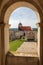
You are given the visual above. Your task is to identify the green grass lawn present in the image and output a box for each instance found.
[9,39,24,51]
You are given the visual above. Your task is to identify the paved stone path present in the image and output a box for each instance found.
[11,42,38,57]
[16,42,38,54]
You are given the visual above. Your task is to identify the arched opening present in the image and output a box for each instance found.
[4,1,40,55]
[9,7,38,56]
[3,2,41,64]
[4,2,40,24]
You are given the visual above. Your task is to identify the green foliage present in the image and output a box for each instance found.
[9,39,24,51]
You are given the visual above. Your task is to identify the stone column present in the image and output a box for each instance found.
[37,23,40,59]
[40,23,43,65]
[0,23,5,65]
[37,22,43,65]
[0,23,9,65]
[4,23,9,55]
[0,24,2,65]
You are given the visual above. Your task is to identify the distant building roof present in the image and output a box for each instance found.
[18,26,32,31]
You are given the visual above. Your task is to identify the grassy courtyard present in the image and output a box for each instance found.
[9,39,24,51]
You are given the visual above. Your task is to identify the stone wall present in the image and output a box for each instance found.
[6,52,39,65]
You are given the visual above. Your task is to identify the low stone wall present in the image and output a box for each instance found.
[6,52,39,65]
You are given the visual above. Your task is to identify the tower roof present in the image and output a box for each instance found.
[19,22,22,25]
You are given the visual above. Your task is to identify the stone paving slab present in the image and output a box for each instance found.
[11,42,38,57]
[16,42,38,54]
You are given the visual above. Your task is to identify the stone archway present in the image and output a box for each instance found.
[4,1,40,24]
[4,1,40,55]
[0,0,43,65]
[4,1,41,64]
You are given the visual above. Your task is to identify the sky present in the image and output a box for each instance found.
[9,7,38,28]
